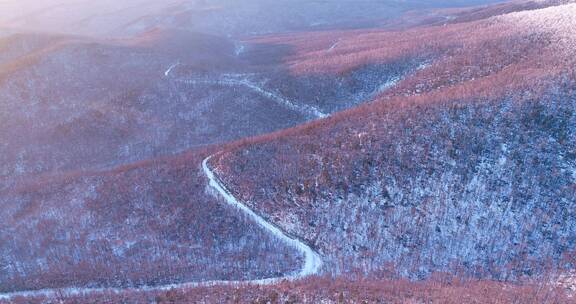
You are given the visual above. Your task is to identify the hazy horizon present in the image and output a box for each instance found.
[0,0,504,38]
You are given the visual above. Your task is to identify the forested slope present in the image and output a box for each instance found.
[212,2,576,279]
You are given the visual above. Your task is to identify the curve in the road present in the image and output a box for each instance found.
[202,154,323,278]
[0,154,322,301]
[164,61,327,119]
[177,77,328,119]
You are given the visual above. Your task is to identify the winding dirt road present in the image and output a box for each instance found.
[0,154,322,301]
[202,154,323,278]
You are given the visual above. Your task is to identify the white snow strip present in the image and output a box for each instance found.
[164,62,180,77]
[178,77,328,119]
[0,155,322,301]
[372,76,402,96]
[327,41,339,52]
[369,61,431,99]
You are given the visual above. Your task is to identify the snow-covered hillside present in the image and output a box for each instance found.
[0,0,575,303]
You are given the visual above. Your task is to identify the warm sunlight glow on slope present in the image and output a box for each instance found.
[501,3,576,56]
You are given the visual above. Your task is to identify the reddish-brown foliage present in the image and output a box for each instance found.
[6,276,572,303]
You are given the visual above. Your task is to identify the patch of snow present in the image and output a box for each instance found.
[310,21,327,27]
[416,62,431,71]
[373,76,401,95]
[327,41,339,52]
[277,211,301,232]
[164,62,180,77]
[112,240,138,257]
